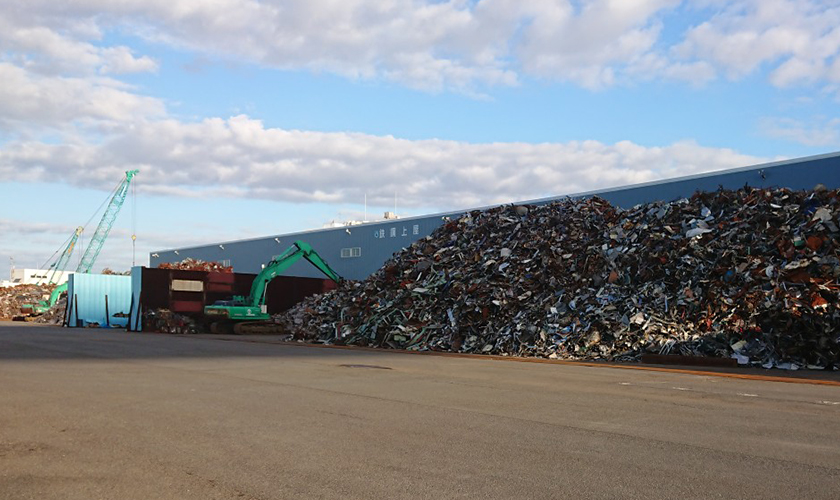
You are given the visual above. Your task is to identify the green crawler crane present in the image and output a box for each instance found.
[20,226,83,315]
[22,170,138,316]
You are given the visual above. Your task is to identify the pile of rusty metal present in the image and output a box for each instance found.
[101,268,131,275]
[157,258,232,273]
[33,296,67,325]
[281,186,840,370]
[0,285,53,320]
[142,308,200,334]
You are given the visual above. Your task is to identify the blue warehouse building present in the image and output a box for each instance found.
[150,151,840,281]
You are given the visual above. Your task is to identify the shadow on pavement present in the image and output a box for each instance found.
[3,322,840,385]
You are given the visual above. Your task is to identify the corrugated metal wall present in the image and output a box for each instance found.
[65,274,132,328]
[150,216,441,281]
[150,151,840,281]
[129,266,143,331]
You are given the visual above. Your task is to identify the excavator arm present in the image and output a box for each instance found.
[21,282,68,315]
[204,240,341,322]
[247,241,341,310]
[47,283,66,308]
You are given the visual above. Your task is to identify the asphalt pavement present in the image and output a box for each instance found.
[1,322,839,499]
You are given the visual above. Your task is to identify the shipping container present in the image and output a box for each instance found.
[64,274,132,328]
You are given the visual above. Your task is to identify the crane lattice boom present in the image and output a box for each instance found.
[46,226,83,284]
[76,169,138,274]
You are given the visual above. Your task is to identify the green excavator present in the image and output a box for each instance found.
[204,240,341,333]
[22,170,138,315]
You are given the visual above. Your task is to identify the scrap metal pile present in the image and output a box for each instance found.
[157,258,232,273]
[0,285,53,320]
[143,308,200,334]
[282,186,840,370]
[34,296,67,325]
[101,268,131,275]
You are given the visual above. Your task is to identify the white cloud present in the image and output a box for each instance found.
[0,0,687,93]
[0,14,157,76]
[675,0,840,87]
[4,0,811,273]
[0,218,73,237]
[0,216,238,271]
[5,0,840,92]
[515,0,680,88]
[0,115,767,210]
[98,46,159,74]
[0,63,165,132]
[0,1,800,217]
[759,116,840,146]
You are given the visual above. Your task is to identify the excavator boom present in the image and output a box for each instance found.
[204,240,341,322]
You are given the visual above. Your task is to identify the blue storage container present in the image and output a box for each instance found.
[64,274,132,328]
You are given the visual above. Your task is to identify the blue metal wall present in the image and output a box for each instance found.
[557,151,840,208]
[151,215,442,280]
[128,266,143,331]
[150,151,840,281]
[65,274,132,328]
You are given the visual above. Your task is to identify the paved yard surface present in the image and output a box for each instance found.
[1,322,839,499]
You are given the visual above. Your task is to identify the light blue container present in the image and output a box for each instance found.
[64,274,132,328]
[128,266,143,331]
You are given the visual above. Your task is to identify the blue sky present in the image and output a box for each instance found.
[2,0,840,274]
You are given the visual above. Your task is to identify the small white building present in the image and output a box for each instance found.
[1,268,74,287]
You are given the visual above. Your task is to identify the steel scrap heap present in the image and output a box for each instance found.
[143,308,199,334]
[157,258,232,273]
[0,285,53,320]
[281,186,840,370]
